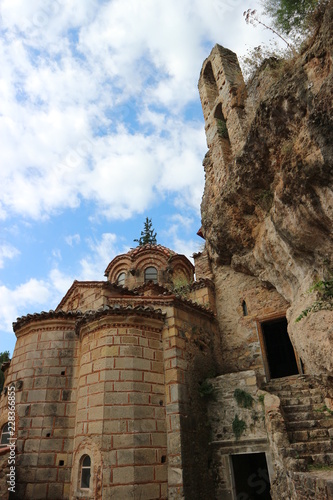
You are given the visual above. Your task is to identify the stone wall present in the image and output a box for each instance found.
[207,370,271,499]
[292,472,333,499]
[0,448,9,500]
[72,311,167,500]
[3,317,79,499]
[162,303,222,500]
[212,264,289,379]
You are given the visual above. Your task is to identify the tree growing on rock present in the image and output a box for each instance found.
[134,217,157,246]
[261,0,320,35]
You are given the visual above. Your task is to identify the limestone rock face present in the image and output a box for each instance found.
[200,3,333,374]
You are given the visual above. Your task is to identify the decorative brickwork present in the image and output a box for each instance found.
[0,245,221,499]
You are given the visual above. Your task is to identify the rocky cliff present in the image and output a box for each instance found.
[200,2,333,374]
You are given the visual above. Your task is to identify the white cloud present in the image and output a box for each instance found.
[0,243,20,268]
[0,279,51,332]
[0,232,119,332]
[65,234,81,246]
[79,232,119,280]
[49,268,74,295]
[0,0,269,222]
[161,213,202,261]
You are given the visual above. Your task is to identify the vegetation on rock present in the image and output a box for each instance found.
[242,0,328,79]
[262,0,321,35]
[233,388,254,409]
[232,415,247,440]
[296,275,333,322]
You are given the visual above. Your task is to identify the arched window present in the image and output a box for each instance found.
[144,266,158,283]
[117,272,126,286]
[0,423,10,447]
[80,455,91,489]
[203,61,218,107]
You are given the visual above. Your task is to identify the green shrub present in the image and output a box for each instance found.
[296,275,333,322]
[217,119,229,139]
[232,415,247,440]
[234,388,254,409]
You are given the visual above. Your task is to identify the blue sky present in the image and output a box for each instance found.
[0,0,275,356]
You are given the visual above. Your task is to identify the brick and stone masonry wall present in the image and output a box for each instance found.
[72,311,167,500]
[162,304,222,500]
[208,371,267,444]
[207,370,269,500]
[212,265,290,379]
[0,448,10,500]
[1,317,78,500]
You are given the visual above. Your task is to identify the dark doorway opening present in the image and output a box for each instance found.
[231,452,271,500]
[262,317,299,379]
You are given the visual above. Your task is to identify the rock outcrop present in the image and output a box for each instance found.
[199,2,333,375]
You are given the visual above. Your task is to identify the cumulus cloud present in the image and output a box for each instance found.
[0,0,268,222]
[65,234,81,246]
[0,279,51,332]
[79,232,120,280]
[0,243,20,268]
[0,232,120,332]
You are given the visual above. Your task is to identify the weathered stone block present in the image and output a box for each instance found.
[112,465,135,483]
[47,483,64,499]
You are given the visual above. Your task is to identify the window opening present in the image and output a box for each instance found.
[144,267,158,284]
[242,300,248,316]
[214,103,229,140]
[231,452,271,499]
[117,272,126,286]
[203,61,218,106]
[80,455,91,489]
[0,423,10,447]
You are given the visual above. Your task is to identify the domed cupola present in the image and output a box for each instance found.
[104,244,194,290]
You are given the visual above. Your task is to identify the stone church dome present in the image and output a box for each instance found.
[104,243,194,290]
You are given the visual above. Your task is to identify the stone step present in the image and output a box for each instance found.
[280,395,325,406]
[288,428,332,442]
[284,404,313,413]
[287,418,333,430]
[269,388,324,398]
[284,403,333,414]
[264,384,319,394]
[284,410,330,422]
[287,420,319,430]
[290,440,333,455]
[300,453,333,466]
[264,378,321,392]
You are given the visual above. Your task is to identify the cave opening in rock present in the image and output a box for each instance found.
[261,317,299,379]
[231,452,271,500]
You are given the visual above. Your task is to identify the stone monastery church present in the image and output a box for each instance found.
[1,29,333,500]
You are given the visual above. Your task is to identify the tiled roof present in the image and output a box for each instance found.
[56,280,105,310]
[13,309,82,332]
[13,304,166,334]
[75,304,165,334]
[56,280,139,310]
[127,244,176,258]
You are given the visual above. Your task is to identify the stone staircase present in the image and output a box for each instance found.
[263,374,333,472]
